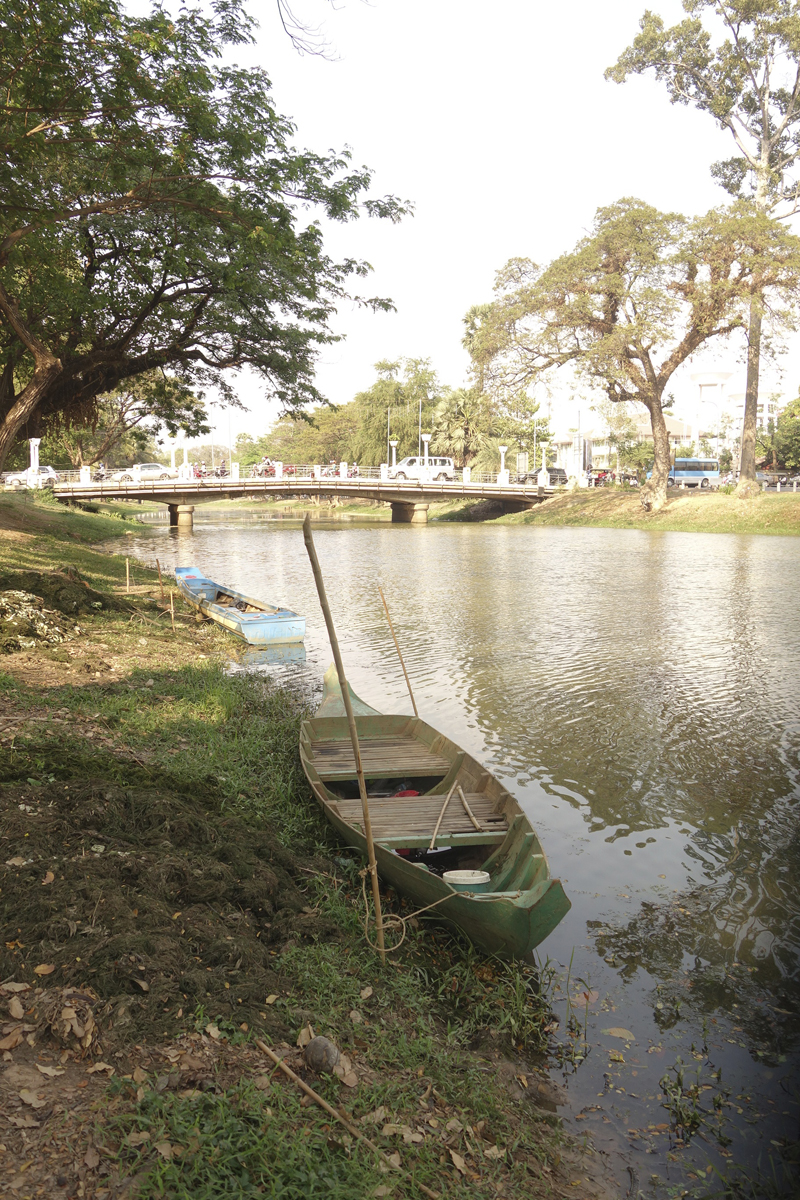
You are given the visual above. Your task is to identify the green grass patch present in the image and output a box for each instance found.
[496,488,800,536]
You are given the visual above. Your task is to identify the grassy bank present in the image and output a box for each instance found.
[433,488,800,536]
[0,497,615,1200]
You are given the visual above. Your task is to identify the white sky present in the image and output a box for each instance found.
[195,0,800,447]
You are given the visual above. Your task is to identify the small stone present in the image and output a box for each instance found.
[304,1035,341,1074]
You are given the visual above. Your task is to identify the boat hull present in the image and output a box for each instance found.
[300,667,570,958]
[175,567,305,645]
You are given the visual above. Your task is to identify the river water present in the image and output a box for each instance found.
[115,512,800,1197]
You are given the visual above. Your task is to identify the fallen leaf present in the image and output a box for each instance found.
[445,1118,463,1133]
[8,997,24,1020]
[349,1010,363,1024]
[33,964,55,976]
[84,1146,100,1169]
[374,1188,392,1197]
[382,1123,413,1138]
[36,1064,65,1078]
[41,871,55,886]
[385,1151,401,1169]
[1,983,30,994]
[603,1027,635,1041]
[341,1070,358,1088]
[360,986,373,1000]
[19,1088,47,1109]
[154,1140,173,1160]
[450,1149,467,1174]
[265,994,278,1005]
[578,989,600,1006]
[0,1028,23,1050]
[609,1050,625,1063]
[484,1145,505,1160]
[86,1062,114,1075]
[8,1114,40,1128]
[361,1106,387,1126]
[296,1023,315,1049]
[132,1066,147,1084]
[126,1130,151,1147]
[134,979,149,993]
[205,1023,220,1040]
[5,857,26,867]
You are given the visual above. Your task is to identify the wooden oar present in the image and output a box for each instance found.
[457,783,483,831]
[378,585,418,717]
[429,778,459,850]
[303,515,386,962]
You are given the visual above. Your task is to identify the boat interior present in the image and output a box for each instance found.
[302,714,547,892]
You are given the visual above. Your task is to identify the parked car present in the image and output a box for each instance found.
[517,466,568,487]
[4,465,59,488]
[388,456,455,481]
[110,462,178,482]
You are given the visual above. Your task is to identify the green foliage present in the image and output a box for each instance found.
[244,359,445,467]
[472,197,800,501]
[0,0,407,466]
[430,388,489,466]
[607,1,800,214]
[719,447,733,471]
[774,395,800,467]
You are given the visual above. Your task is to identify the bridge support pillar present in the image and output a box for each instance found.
[391,501,429,524]
[168,504,195,530]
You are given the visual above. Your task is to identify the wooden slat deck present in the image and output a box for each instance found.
[310,735,451,780]
[334,793,508,839]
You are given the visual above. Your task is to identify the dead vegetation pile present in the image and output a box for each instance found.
[0,565,127,615]
[1,776,339,1051]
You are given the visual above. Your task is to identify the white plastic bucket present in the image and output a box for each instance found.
[443,869,491,894]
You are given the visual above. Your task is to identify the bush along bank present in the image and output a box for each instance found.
[0,505,617,1200]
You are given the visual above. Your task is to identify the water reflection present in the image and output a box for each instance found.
[115,516,800,1193]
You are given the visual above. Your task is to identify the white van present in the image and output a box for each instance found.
[388,456,455,481]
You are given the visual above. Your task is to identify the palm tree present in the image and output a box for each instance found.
[430,389,489,467]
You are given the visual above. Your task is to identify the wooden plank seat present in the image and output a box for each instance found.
[311,735,451,780]
[333,793,509,840]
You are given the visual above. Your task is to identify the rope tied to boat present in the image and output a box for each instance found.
[359,868,453,953]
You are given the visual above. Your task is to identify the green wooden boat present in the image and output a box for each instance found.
[299,666,570,958]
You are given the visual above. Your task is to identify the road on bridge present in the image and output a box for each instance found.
[54,475,553,527]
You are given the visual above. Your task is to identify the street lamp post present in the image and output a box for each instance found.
[389,439,398,468]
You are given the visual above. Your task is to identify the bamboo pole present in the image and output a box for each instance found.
[255,1040,440,1199]
[302,515,385,962]
[429,778,459,851]
[378,585,418,717]
[125,557,130,593]
[170,589,175,634]
[156,558,164,599]
[456,783,483,831]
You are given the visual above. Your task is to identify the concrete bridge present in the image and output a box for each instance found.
[53,474,554,528]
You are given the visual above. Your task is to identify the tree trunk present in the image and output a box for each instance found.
[0,360,62,472]
[639,399,670,513]
[736,297,762,498]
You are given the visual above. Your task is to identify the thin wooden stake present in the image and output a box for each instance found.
[156,558,164,599]
[125,557,130,593]
[255,1041,440,1199]
[378,585,418,717]
[170,589,175,634]
[303,514,385,962]
[429,778,459,850]
[457,783,483,831]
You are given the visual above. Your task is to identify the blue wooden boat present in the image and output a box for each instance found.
[174,566,305,646]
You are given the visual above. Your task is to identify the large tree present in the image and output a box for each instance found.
[471,198,800,511]
[607,1,800,496]
[0,0,405,469]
